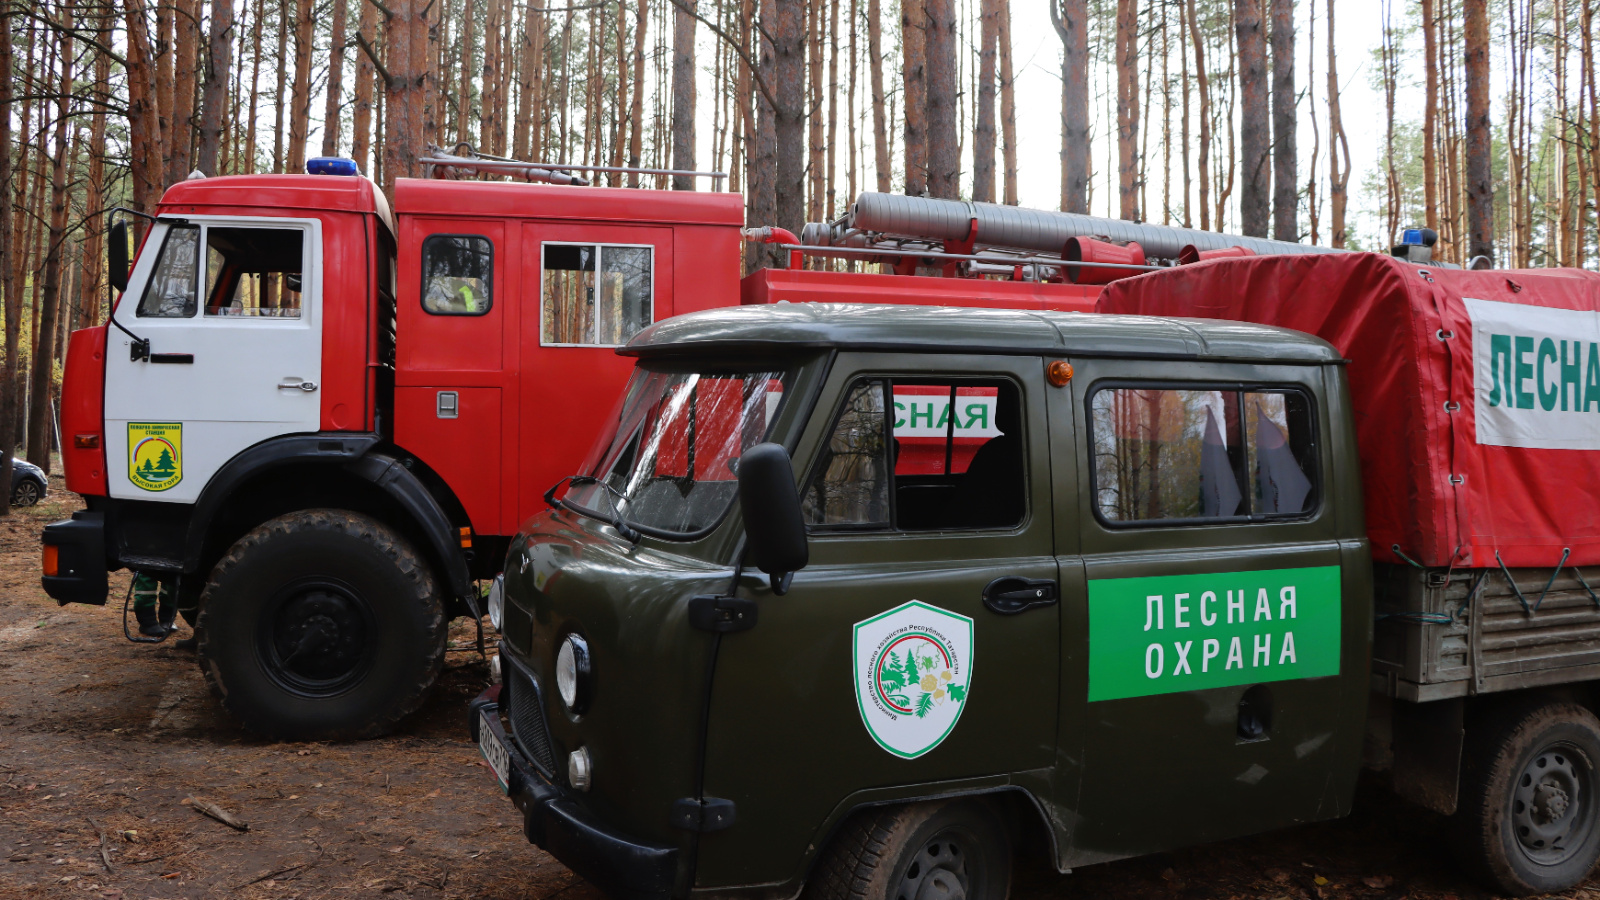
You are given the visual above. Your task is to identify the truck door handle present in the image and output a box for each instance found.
[278,379,318,392]
[982,577,1058,615]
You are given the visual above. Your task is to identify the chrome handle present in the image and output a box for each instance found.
[278,379,318,392]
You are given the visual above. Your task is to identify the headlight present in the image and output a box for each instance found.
[555,633,592,714]
[486,574,504,632]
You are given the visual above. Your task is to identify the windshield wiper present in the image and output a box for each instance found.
[543,475,644,543]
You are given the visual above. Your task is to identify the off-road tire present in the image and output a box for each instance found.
[1455,701,1600,896]
[196,510,446,741]
[802,798,1012,900]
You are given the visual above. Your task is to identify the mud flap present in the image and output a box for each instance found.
[1392,696,1464,814]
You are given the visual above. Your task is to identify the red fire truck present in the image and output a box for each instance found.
[39,155,1324,740]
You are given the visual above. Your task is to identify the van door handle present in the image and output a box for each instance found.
[982,577,1058,615]
[278,378,318,392]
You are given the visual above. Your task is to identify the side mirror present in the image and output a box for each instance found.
[737,443,808,594]
[108,220,129,294]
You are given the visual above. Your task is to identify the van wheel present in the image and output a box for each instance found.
[1457,702,1600,896]
[803,798,1012,900]
[196,510,446,741]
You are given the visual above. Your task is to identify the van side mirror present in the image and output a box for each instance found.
[737,443,808,595]
[108,220,129,294]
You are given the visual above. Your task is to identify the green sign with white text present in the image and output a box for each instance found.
[1087,565,1342,702]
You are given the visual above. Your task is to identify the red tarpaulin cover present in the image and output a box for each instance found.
[1097,252,1600,568]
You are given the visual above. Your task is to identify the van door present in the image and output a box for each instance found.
[1060,359,1356,862]
[104,218,323,504]
[695,354,1059,889]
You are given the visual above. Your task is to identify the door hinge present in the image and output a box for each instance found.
[688,595,758,633]
[671,797,737,832]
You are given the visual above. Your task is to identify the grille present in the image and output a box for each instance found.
[505,659,558,777]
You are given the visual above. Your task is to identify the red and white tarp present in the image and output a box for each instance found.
[1097,252,1600,568]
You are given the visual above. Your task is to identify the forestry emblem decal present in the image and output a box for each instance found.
[853,600,973,759]
[128,423,182,492]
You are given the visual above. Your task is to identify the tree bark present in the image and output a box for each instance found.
[1464,0,1492,262]
[774,0,805,228]
[924,0,957,197]
[629,0,649,183]
[1326,0,1349,247]
[321,0,349,156]
[0,6,15,506]
[126,0,164,209]
[168,0,200,184]
[198,0,236,174]
[1421,0,1438,233]
[30,14,72,469]
[353,0,378,171]
[1236,0,1268,235]
[1050,0,1089,213]
[1270,0,1294,239]
[972,0,997,203]
[998,0,1016,204]
[808,0,824,216]
[900,0,926,195]
[286,0,315,171]
[867,0,889,192]
[1184,0,1210,229]
[1115,0,1139,220]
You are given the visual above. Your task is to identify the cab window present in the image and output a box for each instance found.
[421,234,493,315]
[136,225,201,318]
[204,226,305,318]
[541,243,653,345]
[1089,386,1317,524]
[803,377,1025,531]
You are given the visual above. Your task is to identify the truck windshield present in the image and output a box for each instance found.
[565,366,789,537]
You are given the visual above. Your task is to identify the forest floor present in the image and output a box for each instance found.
[1,480,1598,900]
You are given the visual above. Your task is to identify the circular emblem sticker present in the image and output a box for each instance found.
[853,600,974,759]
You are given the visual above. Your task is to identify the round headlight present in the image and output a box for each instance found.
[555,633,592,714]
[486,574,505,632]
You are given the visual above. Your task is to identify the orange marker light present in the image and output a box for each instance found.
[1047,360,1074,386]
[459,526,473,549]
[42,544,59,577]
[74,434,100,449]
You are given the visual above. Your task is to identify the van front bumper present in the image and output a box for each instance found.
[41,511,108,605]
[468,686,678,900]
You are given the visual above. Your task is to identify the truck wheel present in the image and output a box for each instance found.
[803,798,1011,900]
[195,510,446,741]
[1457,702,1600,895]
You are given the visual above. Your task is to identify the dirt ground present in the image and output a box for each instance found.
[2,480,1599,900]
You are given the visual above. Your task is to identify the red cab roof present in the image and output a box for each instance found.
[392,178,744,225]
[160,174,389,220]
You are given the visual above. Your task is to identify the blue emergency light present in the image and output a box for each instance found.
[1402,228,1424,246]
[306,157,360,176]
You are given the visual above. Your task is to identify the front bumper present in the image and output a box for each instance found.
[41,511,108,605]
[469,686,678,900]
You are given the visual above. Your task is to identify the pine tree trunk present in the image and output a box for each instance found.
[286,0,315,172]
[629,0,649,182]
[998,0,1016,204]
[0,6,15,499]
[126,0,164,209]
[671,0,695,188]
[1236,0,1268,235]
[353,0,377,171]
[198,0,236,174]
[1421,0,1438,233]
[322,0,349,156]
[1051,0,1089,213]
[900,0,926,195]
[774,0,805,228]
[824,0,839,212]
[169,0,200,183]
[867,0,889,192]
[1326,0,1349,247]
[1464,0,1493,262]
[807,0,825,218]
[972,0,997,203]
[30,16,72,469]
[923,0,956,198]
[83,28,111,327]
[458,0,476,147]
[1115,0,1139,220]
[747,0,779,268]
[1270,0,1294,239]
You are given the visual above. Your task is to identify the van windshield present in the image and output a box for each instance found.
[565,366,789,537]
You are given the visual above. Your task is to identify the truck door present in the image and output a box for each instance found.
[1060,360,1355,861]
[694,354,1059,889]
[104,218,324,504]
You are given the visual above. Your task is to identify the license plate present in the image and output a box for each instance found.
[479,709,511,794]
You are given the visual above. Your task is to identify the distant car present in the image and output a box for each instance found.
[9,459,46,506]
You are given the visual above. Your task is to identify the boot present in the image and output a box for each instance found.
[158,600,178,635]
[134,605,167,638]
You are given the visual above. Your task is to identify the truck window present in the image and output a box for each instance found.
[203,226,305,318]
[421,234,493,315]
[1089,386,1316,524]
[136,225,201,318]
[803,378,1025,531]
[541,243,652,346]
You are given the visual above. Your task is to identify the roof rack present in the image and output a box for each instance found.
[420,144,729,190]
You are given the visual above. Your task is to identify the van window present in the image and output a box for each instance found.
[803,378,1026,531]
[542,243,652,345]
[1089,386,1316,524]
[204,226,304,318]
[421,234,493,315]
[137,225,201,318]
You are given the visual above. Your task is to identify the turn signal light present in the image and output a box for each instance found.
[42,544,59,577]
[74,434,99,449]
[459,526,472,549]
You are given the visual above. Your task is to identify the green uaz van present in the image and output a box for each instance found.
[470,301,1381,900]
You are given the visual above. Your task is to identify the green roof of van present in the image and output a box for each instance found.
[622,302,1341,364]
